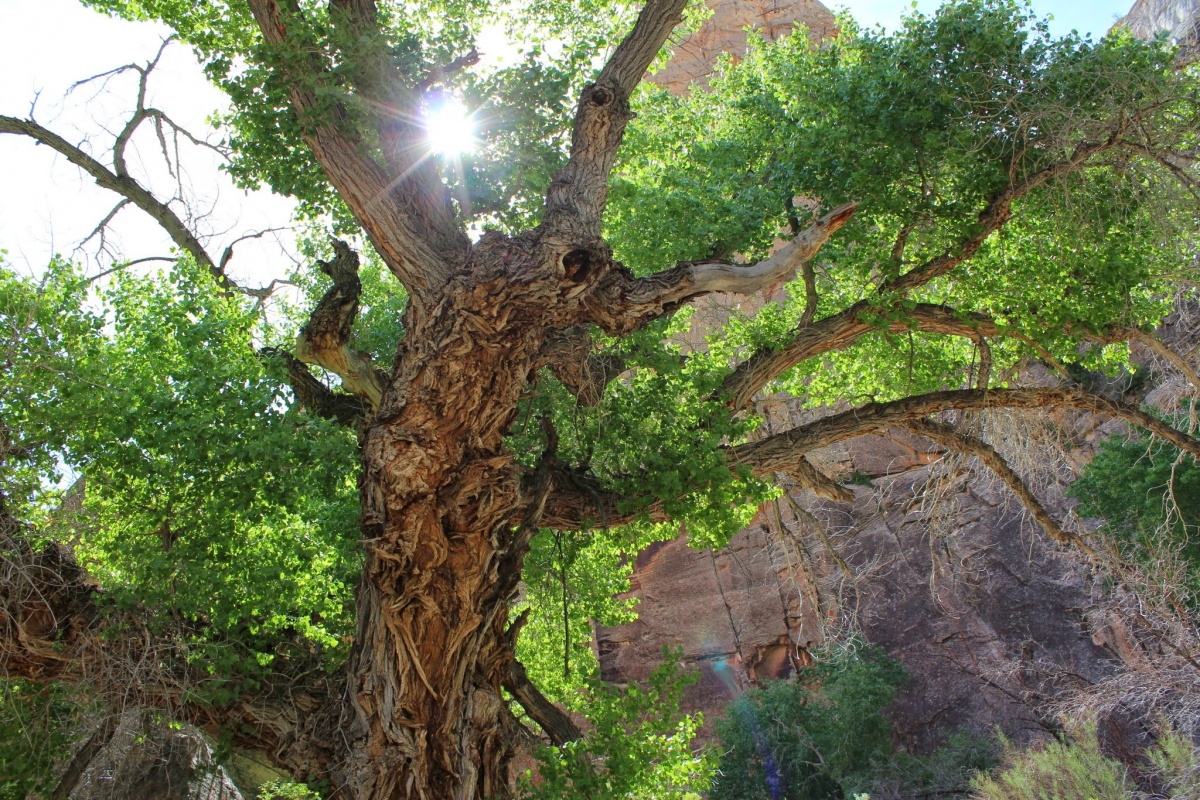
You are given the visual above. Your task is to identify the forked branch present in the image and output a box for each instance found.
[293,240,388,408]
[0,114,229,288]
[580,203,858,336]
[883,129,1126,295]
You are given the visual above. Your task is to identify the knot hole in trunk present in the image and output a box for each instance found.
[587,86,614,107]
[561,249,597,282]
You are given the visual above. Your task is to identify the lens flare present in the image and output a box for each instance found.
[424,99,477,156]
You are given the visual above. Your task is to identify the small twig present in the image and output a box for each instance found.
[416,49,480,93]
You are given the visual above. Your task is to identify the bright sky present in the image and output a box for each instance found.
[0,0,1140,280]
[837,0,1133,38]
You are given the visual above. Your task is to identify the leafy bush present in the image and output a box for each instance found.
[711,644,999,800]
[1068,432,1200,583]
[971,721,1200,800]
[259,779,323,800]
[869,731,999,800]
[711,644,908,800]
[519,655,714,799]
[0,681,87,800]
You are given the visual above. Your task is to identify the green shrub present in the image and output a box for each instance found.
[971,722,1200,800]
[870,731,999,799]
[711,644,1001,800]
[258,779,323,799]
[0,681,87,800]
[519,655,714,799]
[711,643,908,800]
[1068,433,1200,586]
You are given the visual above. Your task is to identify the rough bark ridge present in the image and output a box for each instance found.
[342,232,597,798]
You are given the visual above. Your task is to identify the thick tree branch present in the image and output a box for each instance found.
[293,240,388,408]
[325,0,468,257]
[789,455,854,502]
[262,347,369,426]
[541,0,689,242]
[247,0,465,302]
[503,659,582,746]
[542,384,1200,531]
[901,418,1097,559]
[539,464,669,532]
[538,327,626,406]
[722,301,1004,410]
[729,388,1200,472]
[579,203,857,336]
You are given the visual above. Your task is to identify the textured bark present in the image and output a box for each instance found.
[337,231,632,799]
[11,1,1196,797]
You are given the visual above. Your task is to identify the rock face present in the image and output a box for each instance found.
[65,712,245,800]
[596,409,1117,750]
[1116,0,1200,55]
[649,0,837,93]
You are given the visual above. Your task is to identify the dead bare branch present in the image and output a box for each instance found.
[293,240,388,408]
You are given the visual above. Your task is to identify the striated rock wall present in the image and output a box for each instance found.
[596,411,1118,750]
[598,295,1200,750]
[1116,0,1200,55]
[649,0,837,93]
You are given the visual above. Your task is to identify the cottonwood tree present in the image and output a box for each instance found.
[2,0,1200,797]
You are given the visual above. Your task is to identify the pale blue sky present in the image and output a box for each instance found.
[840,0,1133,39]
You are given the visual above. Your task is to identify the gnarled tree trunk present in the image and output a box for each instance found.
[340,233,579,798]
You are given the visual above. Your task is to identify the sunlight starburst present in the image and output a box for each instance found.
[424,98,477,156]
